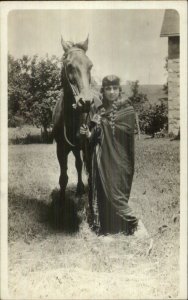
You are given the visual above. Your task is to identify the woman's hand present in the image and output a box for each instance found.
[92,114,101,125]
[80,124,91,138]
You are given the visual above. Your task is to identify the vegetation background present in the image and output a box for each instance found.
[8,54,169,141]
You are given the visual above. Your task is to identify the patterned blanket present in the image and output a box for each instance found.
[92,101,138,234]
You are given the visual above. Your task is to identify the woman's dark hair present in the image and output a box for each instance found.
[100,74,122,96]
[100,75,122,106]
[100,86,122,94]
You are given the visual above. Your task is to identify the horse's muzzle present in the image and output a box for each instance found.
[75,99,91,113]
[83,100,91,112]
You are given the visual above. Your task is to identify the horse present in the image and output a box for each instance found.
[52,36,99,222]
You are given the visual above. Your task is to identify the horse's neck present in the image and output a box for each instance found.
[61,69,81,131]
[63,84,79,127]
[62,76,73,106]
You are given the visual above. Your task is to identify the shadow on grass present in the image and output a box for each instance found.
[8,187,85,242]
[50,188,84,233]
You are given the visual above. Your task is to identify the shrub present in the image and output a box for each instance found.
[8,115,18,128]
[139,101,168,137]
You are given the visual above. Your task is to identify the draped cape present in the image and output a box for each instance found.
[92,102,138,233]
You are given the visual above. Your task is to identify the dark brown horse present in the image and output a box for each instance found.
[52,37,96,213]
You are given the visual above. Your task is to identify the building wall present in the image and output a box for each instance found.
[168,37,180,135]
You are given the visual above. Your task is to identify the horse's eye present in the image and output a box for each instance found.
[67,64,74,72]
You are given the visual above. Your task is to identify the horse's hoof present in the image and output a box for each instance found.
[76,183,85,196]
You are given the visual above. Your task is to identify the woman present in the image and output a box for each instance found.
[81,75,138,235]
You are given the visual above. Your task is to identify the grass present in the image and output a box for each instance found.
[8,126,53,144]
[8,128,180,299]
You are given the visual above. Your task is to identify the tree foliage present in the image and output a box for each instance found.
[128,80,168,137]
[128,80,149,113]
[8,55,169,139]
[8,54,62,133]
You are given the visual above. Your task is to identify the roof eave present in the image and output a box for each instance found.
[160,33,180,37]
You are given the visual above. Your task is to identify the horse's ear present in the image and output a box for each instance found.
[61,36,72,53]
[76,35,89,52]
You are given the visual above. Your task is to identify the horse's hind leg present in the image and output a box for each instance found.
[57,142,70,201]
[72,149,85,196]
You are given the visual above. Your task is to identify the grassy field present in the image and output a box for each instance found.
[8,128,180,299]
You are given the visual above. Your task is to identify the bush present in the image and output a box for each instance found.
[139,101,168,137]
[8,113,25,128]
[8,116,18,128]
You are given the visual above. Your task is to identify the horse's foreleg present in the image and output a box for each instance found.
[57,142,69,201]
[72,149,85,196]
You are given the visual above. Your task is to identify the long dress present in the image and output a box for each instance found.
[91,99,138,235]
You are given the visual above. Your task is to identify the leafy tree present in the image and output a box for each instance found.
[28,55,61,139]
[8,54,33,126]
[127,79,168,138]
[128,80,149,112]
[127,80,149,138]
[8,54,62,139]
[138,57,169,137]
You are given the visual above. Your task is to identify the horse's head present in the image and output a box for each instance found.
[61,36,93,111]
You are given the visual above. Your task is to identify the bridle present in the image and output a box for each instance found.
[63,49,81,100]
[63,48,91,147]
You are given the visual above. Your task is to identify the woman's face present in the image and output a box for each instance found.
[103,85,120,104]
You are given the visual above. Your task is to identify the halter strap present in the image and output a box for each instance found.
[63,64,79,98]
[63,47,85,60]
[63,47,86,99]
[62,47,92,147]
[66,48,85,54]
